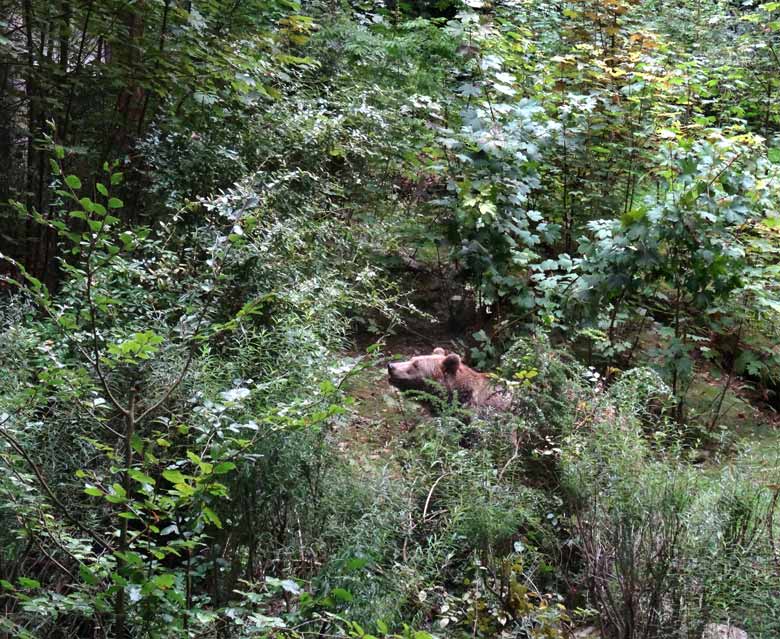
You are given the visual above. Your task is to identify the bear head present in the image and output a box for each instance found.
[387,347,462,394]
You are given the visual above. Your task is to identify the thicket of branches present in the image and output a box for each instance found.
[1,0,779,637]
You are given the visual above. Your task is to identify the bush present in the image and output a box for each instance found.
[562,373,780,639]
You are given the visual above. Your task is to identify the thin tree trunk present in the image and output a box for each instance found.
[113,387,137,639]
[62,0,94,140]
[0,64,12,209]
[112,1,146,151]
[136,0,171,137]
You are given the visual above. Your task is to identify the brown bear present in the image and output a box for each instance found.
[387,347,511,412]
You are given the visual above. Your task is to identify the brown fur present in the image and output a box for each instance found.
[387,347,511,411]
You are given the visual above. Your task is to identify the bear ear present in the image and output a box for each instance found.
[433,347,446,356]
[442,353,461,374]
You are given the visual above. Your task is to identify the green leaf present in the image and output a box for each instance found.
[319,379,336,394]
[96,183,109,197]
[108,197,123,209]
[213,462,236,475]
[130,433,144,454]
[173,482,195,497]
[18,577,40,589]
[332,587,353,602]
[764,216,780,229]
[114,551,143,567]
[768,148,780,164]
[65,175,82,190]
[346,557,369,571]
[478,200,496,216]
[154,574,176,589]
[202,506,223,529]
[79,564,99,585]
[128,469,156,486]
[84,485,103,497]
[162,469,189,484]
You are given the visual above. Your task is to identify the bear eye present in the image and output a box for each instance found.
[412,361,419,368]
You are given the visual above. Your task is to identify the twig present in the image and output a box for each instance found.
[422,472,450,522]
[768,484,780,576]
[136,241,233,423]
[0,418,113,551]
[24,520,76,581]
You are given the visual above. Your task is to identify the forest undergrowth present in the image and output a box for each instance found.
[1,0,780,637]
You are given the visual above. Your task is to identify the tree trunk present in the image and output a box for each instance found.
[113,1,146,150]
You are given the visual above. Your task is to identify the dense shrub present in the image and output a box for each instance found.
[2,1,780,638]
[562,369,780,639]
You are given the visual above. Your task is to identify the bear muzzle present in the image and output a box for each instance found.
[387,362,418,390]
[387,362,404,381]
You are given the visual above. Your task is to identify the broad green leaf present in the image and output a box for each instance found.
[79,565,99,585]
[18,577,40,589]
[213,462,236,475]
[154,574,176,589]
[128,469,156,486]
[332,587,353,602]
[202,506,222,528]
[162,469,189,484]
